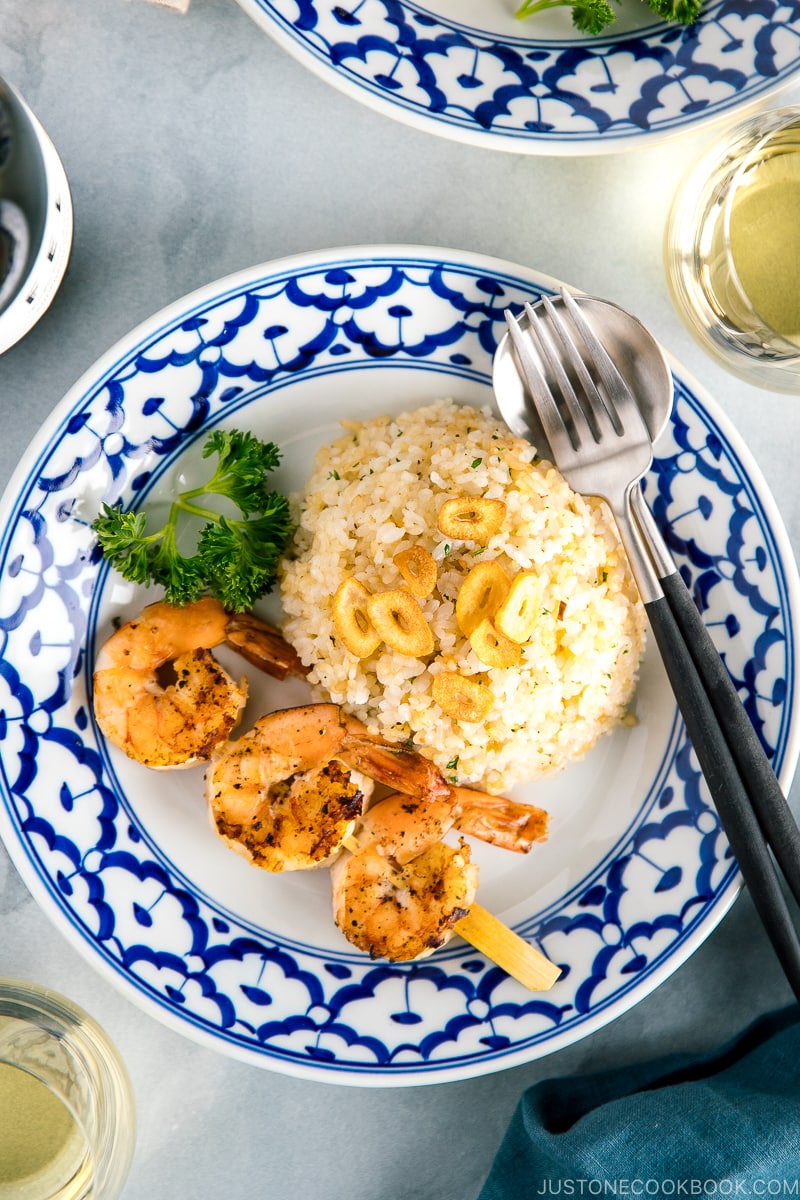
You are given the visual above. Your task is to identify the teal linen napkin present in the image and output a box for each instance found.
[479,1007,800,1197]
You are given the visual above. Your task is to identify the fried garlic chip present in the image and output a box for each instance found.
[494,571,544,645]
[432,672,494,722]
[455,560,511,636]
[393,546,437,598]
[332,578,382,658]
[469,618,523,669]
[437,496,506,542]
[367,588,435,657]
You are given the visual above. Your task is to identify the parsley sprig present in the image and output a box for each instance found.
[92,429,293,612]
[514,0,703,34]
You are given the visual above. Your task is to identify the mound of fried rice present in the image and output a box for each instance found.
[279,400,645,793]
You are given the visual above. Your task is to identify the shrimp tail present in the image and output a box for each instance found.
[340,714,450,802]
[225,612,309,680]
[450,786,548,854]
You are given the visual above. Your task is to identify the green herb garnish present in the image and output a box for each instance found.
[514,0,703,35]
[92,429,293,612]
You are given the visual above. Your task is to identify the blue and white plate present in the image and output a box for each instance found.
[234,0,800,154]
[0,245,797,1085]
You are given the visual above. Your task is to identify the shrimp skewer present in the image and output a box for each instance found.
[456,906,561,990]
[331,790,560,986]
[205,703,548,873]
[92,597,305,770]
[93,601,559,984]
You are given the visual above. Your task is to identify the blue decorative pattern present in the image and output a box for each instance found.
[234,0,800,151]
[0,248,796,1084]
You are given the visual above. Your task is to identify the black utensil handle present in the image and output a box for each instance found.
[645,594,800,1001]
[660,570,800,907]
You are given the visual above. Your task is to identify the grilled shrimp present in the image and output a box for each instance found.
[204,703,547,873]
[92,597,305,769]
[204,703,448,872]
[330,790,480,961]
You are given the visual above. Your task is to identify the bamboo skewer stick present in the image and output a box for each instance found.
[456,904,561,992]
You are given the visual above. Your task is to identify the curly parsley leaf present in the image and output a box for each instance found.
[515,0,703,32]
[644,0,702,21]
[514,0,618,33]
[92,429,293,612]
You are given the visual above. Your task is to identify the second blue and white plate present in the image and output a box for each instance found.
[234,0,800,154]
[0,245,797,1085]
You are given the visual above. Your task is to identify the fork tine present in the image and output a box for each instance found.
[540,296,618,437]
[558,288,646,436]
[503,308,577,458]
[522,302,600,447]
[535,298,618,443]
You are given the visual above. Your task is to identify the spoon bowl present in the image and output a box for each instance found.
[492,292,674,453]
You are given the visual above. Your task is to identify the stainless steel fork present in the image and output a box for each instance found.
[504,290,800,1001]
[505,294,662,604]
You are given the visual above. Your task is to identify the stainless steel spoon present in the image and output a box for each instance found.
[492,292,673,454]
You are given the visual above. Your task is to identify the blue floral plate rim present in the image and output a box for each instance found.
[232,0,800,154]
